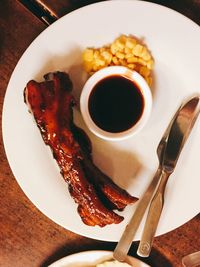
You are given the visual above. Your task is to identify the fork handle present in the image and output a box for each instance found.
[137,170,170,257]
[182,251,200,267]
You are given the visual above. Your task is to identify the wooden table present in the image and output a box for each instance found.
[0,1,200,266]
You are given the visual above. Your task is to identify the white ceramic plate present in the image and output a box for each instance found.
[2,0,200,242]
[48,250,150,267]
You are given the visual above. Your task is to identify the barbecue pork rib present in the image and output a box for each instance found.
[24,71,137,226]
[72,125,138,211]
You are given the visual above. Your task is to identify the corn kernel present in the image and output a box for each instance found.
[82,49,94,62]
[118,35,127,43]
[125,53,134,59]
[146,77,153,86]
[147,59,154,70]
[138,58,147,66]
[115,39,125,51]
[116,52,125,59]
[96,58,105,67]
[141,48,151,61]
[124,47,132,54]
[110,43,119,54]
[127,63,135,69]
[133,44,144,57]
[112,56,119,65]
[125,38,137,49]
[92,65,98,72]
[94,50,100,59]
[119,59,127,65]
[139,66,150,77]
[127,56,138,63]
[101,51,112,63]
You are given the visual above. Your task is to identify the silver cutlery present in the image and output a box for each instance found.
[137,95,200,257]
[113,99,183,262]
[114,95,200,261]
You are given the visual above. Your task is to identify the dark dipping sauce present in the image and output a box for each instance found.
[88,74,144,133]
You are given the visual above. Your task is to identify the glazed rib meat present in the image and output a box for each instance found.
[72,125,138,210]
[24,71,138,226]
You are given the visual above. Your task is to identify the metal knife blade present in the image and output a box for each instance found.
[161,96,200,172]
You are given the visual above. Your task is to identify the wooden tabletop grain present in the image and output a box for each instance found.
[0,1,200,266]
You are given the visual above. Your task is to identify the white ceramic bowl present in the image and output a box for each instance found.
[48,250,151,267]
[80,66,152,141]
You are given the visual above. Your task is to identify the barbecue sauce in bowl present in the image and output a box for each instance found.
[80,66,152,141]
[88,75,144,133]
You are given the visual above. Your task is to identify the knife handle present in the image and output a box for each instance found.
[113,167,162,262]
[137,170,170,257]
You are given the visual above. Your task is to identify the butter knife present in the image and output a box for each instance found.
[137,95,200,257]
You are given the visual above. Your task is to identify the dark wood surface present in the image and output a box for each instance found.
[33,0,200,25]
[0,1,200,266]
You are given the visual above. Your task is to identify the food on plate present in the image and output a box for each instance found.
[96,260,131,267]
[24,71,138,227]
[82,35,154,86]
